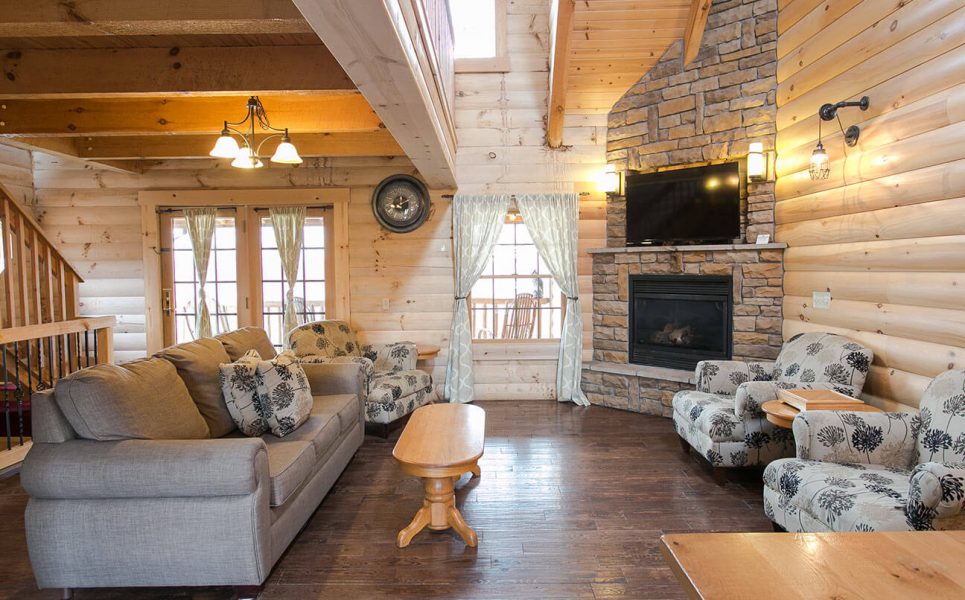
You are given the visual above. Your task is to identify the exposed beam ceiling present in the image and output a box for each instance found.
[683,0,713,65]
[0,46,353,98]
[547,0,576,148]
[0,0,312,37]
[292,0,456,188]
[0,94,383,137]
[14,131,404,160]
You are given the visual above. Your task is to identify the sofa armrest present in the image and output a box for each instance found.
[21,438,268,500]
[298,355,373,391]
[791,410,917,469]
[362,342,417,372]
[695,360,774,394]
[907,462,965,530]
[300,361,365,397]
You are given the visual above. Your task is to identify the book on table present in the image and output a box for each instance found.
[777,388,870,412]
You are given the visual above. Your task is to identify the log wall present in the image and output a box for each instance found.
[775,0,965,411]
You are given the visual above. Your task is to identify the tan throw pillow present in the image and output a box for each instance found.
[256,351,313,438]
[54,358,210,441]
[219,350,270,437]
[215,327,278,362]
[156,337,236,437]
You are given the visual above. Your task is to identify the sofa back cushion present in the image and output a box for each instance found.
[773,332,872,394]
[156,337,236,437]
[289,321,361,359]
[54,357,210,441]
[216,327,277,362]
[915,369,965,464]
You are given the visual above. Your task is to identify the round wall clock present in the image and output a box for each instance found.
[372,175,431,233]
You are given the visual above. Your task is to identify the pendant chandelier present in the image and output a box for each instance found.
[209,96,302,169]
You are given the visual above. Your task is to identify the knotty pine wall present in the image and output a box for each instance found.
[775,0,965,411]
[0,144,34,206]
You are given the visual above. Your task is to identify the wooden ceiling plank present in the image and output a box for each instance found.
[683,0,713,65]
[0,46,353,98]
[0,94,383,137]
[0,0,311,37]
[548,0,576,148]
[13,131,405,160]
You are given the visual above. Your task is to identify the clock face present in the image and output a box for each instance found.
[372,175,431,233]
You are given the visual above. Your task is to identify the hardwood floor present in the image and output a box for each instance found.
[0,401,772,599]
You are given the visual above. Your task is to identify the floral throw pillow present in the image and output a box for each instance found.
[255,350,313,438]
[219,349,269,437]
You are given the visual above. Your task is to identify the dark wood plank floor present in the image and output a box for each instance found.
[0,401,772,600]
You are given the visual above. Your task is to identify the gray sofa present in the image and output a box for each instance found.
[20,327,365,594]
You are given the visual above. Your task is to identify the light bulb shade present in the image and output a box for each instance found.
[210,134,240,159]
[809,142,830,180]
[747,142,766,182]
[231,147,263,169]
[270,140,303,164]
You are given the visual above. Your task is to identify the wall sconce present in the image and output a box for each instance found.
[809,96,870,180]
[747,142,766,182]
[601,164,622,195]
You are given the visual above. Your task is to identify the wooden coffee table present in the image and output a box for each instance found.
[392,403,485,548]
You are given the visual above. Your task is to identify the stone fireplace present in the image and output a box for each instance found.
[629,274,732,371]
[579,0,782,416]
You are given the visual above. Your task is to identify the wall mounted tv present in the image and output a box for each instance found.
[625,162,741,246]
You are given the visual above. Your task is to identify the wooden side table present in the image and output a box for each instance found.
[762,388,883,429]
[416,344,441,362]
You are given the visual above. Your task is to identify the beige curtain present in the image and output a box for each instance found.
[184,207,217,339]
[270,207,306,346]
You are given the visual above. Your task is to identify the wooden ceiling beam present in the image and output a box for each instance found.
[0,46,353,99]
[13,131,405,160]
[547,0,576,148]
[0,0,312,37]
[0,94,383,137]
[683,0,713,65]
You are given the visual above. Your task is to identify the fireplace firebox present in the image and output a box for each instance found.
[629,274,732,370]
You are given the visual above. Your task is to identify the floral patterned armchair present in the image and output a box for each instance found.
[672,332,873,472]
[763,369,965,532]
[288,321,433,434]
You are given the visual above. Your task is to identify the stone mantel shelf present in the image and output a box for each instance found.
[587,243,787,255]
[585,361,695,385]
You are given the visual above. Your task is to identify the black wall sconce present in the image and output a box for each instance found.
[809,95,870,180]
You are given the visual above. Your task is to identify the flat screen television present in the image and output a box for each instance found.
[625,162,741,246]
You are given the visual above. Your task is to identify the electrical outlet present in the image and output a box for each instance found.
[381,298,390,311]
[812,291,831,310]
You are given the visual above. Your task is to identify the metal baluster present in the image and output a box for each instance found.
[57,334,64,381]
[13,343,23,446]
[66,333,74,374]
[46,336,54,387]
[84,331,90,368]
[2,344,10,451]
[93,328,99,364]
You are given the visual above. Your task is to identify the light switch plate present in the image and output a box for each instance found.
[381,298,390,311]
[812,291,831,310]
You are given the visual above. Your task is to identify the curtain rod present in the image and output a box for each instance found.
[439,192,591,199]
[156,206,238,213]
[252,206,329,212]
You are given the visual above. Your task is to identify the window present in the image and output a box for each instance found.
[160,207,333,348]
[449,0,508,72]
[470,214,564,340]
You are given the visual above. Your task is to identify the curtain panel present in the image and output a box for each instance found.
[444,194,511,403]
[270,206,306,347]
[183,207,217,339]
[517,193,589,406]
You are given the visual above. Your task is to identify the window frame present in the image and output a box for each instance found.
[469,212,566,343]
[452,0,510,73]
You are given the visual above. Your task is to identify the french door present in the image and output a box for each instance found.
[159,206,333,348]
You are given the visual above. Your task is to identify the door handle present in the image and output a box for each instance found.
[163,288,173,316]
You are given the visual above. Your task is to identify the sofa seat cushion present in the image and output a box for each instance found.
[263,439,316,507]
[365,386,434,425]
[265,409,340,460]
[54,357,210,441]
[672,390,745,443]
[216,327,278,362]
[156,337,236,437]
[312,394,360,434]
[764,458,912,532]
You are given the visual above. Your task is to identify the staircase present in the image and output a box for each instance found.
[0,184,115,473]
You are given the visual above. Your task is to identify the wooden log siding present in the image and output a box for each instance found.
[775,0,965,411]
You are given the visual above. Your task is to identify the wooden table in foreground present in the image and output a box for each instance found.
[392,403,485,548]
[661,531,965,599]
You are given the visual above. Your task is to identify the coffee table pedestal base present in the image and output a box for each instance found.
[396,466,479,548]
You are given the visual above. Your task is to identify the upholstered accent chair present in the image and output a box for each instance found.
[764,369,965,533]
[289,320,433,436]
[672,332,873,478]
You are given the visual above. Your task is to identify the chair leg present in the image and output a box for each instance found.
[61,589,73,600]
[711,467,727,486]
[677,434,690,453]
[772,522,786,533]
[234,584,263,599]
